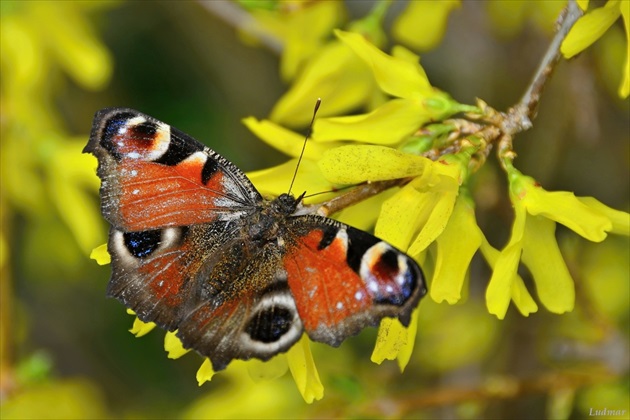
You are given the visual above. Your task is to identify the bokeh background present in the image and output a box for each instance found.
[1,1,628,418]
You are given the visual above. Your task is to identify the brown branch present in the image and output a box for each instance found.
[365,371,615,416]
[501,0,584,136]
[301,178,410,217]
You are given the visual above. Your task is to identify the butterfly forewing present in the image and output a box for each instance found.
[85,108,261,232]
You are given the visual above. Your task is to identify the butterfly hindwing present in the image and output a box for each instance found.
[283,215,425,346]
[175,240,304,371]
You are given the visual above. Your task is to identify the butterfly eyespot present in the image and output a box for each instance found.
[238,291,303,355]
[360,242,418,307]
[129,120,157,140]
[123,230,162,258]
[111,227,187,266]
[245,307,294,343]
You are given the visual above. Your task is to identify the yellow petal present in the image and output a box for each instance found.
[430,193,482,304]
[49,149,105,253]
[196,359,215,386]
[371,309,419,370]
[246,355,288,382]
[286,335,324,403]
[89,243,110,265]
[313,98,429,144]
[577,0,590,11]
[280,1,343,81]
[335,29,432,98]
[129,316,156,337]
[242,117,333,160]
[525,189,612,242]
[511,172,613,242]
[486,243,522,320]
[318,145,431,184]
[393,0,460,51]
[510,273,539,316]
[164,331,190,359]
[375,182,428,251]
[407,174,459,255]
[30,2,112,89]
[246,158,336,203]
[577,196,630,235]
[485,204,528,319]
[561,0,622,58]
[270,42,375,126]
[522,215,575,314]
[335,187,398,231]
[480,238,538,317]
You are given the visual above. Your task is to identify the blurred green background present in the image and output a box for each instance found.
[1,1,628,418]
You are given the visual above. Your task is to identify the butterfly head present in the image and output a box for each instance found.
[273,192,305,216]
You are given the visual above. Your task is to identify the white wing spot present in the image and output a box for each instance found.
[355,291,364,301]
[336,301,344,310]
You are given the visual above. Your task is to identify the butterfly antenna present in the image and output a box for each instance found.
[288,98,321,196]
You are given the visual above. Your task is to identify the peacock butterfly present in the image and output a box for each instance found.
[84,108,427,371]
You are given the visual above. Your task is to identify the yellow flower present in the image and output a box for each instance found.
[311,30,473,145]
[561,0,629,98]
[267,3,390,127]
[365,154,465,365]
[429,188,483,305]
[371,308,419,371]
[392,0,461,51]
[486,0,566,38]
[242,117,336,160]
[126,310,156,337]
[286,335,324,403]
[318,145,432,184]
[486,167,626,319]
[243,1,344,82]
[164,331,190,359]
[89,244,110,266]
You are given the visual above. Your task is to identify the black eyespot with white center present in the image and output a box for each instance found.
[239,289,303,356]
[245,307,293,343]
[360,241,419,308]
[111,227,188,267]
[123,230,162,259]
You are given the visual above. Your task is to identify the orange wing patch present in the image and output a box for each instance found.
[118,156,226,230]
[284,229,372,334]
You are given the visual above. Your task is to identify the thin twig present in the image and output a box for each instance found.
[502,0,584,136]
[301,179,409,217]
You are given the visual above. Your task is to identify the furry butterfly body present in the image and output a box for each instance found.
[85,108,426,371]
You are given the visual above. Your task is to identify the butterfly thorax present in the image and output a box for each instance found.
[246,193,300,244]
